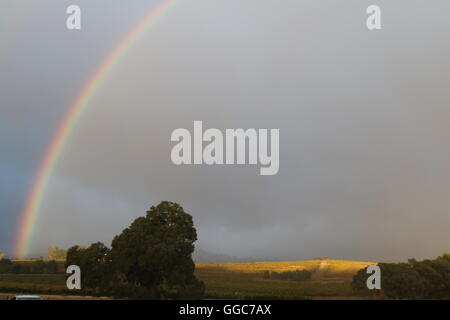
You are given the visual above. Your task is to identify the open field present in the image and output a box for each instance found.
[195,259,374,299]
[0,274,68,295]
[197,259,373,281]
[0,259,374,299]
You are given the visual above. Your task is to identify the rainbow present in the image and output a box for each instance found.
[14,0,177,258]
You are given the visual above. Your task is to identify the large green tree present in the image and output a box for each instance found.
[110,201,204,298]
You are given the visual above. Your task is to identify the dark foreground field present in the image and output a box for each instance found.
[0,259,375,299]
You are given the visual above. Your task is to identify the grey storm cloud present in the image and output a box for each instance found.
[1,0,449,261]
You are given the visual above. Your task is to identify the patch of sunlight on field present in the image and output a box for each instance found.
[197,260,318,273]
[196,259,373,276]
[322,260,376,280]
[195,259,375,299]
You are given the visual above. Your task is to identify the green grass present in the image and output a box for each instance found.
[0,274,65,285]
[0,274,68,294]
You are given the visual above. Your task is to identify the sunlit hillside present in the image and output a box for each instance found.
[194,259,375,299]
[197,259,373,281]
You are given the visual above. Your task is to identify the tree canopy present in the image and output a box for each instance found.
[352,253,450,299]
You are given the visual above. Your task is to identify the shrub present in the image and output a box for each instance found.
[263,270,312,281]
[351,253,450,299]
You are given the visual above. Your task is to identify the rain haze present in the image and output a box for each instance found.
[1,0,449,262]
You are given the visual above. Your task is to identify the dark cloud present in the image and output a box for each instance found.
[1,0,449,261]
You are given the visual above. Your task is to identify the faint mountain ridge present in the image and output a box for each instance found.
[193,248,267,264]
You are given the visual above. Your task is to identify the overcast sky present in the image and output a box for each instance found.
[1,0,449,261]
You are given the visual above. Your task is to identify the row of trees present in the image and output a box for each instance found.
[0,259,65,274]
[352,253,450,299]
[66,201,205,299]
[0,248,66,262]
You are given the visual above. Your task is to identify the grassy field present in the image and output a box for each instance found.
[195,259,374,299]
[0,274,68,294]
[0,259,374,299]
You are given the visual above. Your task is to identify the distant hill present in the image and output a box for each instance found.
[193,248,265,264]
[196,259,375,283]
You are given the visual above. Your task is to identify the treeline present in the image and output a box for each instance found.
[262,269,312,281]
[352,253,450,299]
[0,259,65,274]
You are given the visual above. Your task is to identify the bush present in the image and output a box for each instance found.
[263,270,312,282]
[351,253,450,299]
